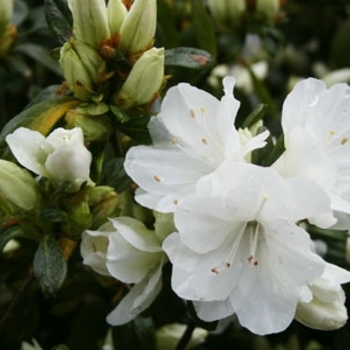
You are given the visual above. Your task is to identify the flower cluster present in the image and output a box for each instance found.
[60,0,164,108]
[82,77,350,335]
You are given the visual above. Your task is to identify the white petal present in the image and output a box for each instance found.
[163,233,240,301]
[193,299,235,322]
[125,145,212,212]
[282,78,327,136]
[46,127,85,149]
[286,177,336,228]
[45,146,91,185]
[106,262,163,326]
[106,231,162,284]
[109,217,162,252]
[80,229,112,276]
[5,127,53,177]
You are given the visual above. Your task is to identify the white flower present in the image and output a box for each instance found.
[163,162,334,335]
[6,127,92,190]
[124,77,269,213]
[273,78,350,228]
[81,215,173,325]
[296,262,350,330]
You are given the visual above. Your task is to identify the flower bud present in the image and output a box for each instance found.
[207,0,245,30]
[65,109,111,142]
[60,40,105,101]
[118,0,156,54]
[67,0,110,49]
[0,160,42,211]
[115,47,164,109]
[256,0,280,20]
[107,0,127,36]
[0,23,17,58]
[296,290,348,331]
[0,0,14,38]
[88,186,120,229]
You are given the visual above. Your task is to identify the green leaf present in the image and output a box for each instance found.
[156,0,179,48]
[14,43,62,76]
[100,157,132,193]
[33,235,67,295]
[191,0,217,58]
[13,0,29,27]
[40,208,68,223]
[51,345,70,350]
[241,104,266,129]
[110,105,130,123]
[112,317,156,350]
[165,47,215,70]
[0,95,80,159]
[44,0,73,45]
[77,103,110,116]
[246,64,279,120]
[116,115,152,144]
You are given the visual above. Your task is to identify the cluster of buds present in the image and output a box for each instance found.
[0,0,17,58]
[60,0,164,109]
[207,0,285,31]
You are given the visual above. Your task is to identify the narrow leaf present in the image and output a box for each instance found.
[191,0,217,58]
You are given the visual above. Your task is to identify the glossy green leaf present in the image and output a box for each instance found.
[165,47,215,70]
[100,157,132,193]
[0,95,80,159]
[33,235,67,295]
[44,0,73,45]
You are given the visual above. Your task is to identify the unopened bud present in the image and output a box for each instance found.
[0,23,17,58]
[0,0,14,38]
[88,186,120,229]
[116,47,164,109]
[296,290,348,331]
[107,0,127,36]
[256,0,280,20]
[67,0,110,49]
[65,109,111,142]
[207,0,245,30]
[118,0,156,54]
[60,40,105,101]
[0,160,41,211]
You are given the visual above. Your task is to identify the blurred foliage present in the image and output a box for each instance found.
[1,0,350,349]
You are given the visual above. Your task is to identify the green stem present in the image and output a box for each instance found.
[175,321,196,350]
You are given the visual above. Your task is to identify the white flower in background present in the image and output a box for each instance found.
[6,127,92,191]
[313,62,350,87]
[296,262,350,330]
[273,78,350,228]
[208,62,268,94]
[124,77,269,212]
[81,214,174,325]
[163,162,335,335]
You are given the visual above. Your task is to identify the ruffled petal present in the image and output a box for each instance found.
[106,262,163,326]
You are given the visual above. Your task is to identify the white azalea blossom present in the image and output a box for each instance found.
[273,78,350,228]
[6,127,92,190]
[81,214,174,325]
[296,262,350,330]
[163,162,335,335]
[124,77,269,213]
